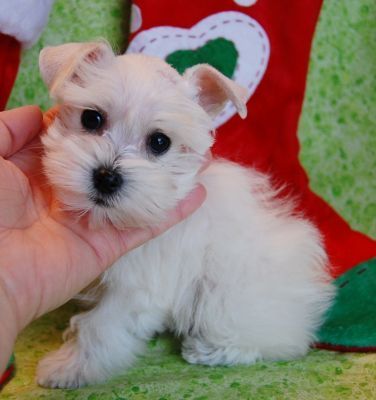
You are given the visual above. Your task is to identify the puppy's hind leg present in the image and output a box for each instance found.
[182,335,262,366]
[179,278,262,367]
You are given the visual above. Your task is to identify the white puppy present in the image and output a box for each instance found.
[36,42,334,388]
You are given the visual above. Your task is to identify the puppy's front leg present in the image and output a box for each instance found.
[37,291,165,388]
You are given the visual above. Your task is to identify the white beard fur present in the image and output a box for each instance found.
[36,42,334,388]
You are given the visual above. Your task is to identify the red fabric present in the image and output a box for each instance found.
[0,33,21,111]
[0,364,15,390]
[129,0,376,278]
[315,343,376,353]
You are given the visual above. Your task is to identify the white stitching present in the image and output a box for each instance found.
[132,16,268,84]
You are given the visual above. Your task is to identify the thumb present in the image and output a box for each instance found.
[117,184,208,253]
[0,106,43,158]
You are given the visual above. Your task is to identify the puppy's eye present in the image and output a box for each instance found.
[147,131,171,156]
[81,109,105,131]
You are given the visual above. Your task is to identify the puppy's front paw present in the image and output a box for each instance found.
[37,341,90,388]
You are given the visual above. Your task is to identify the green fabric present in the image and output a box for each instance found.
[3,303,376,400]
[318,258,376,349]
[298,1,376,239]
[166,37,238,78]
[3,0,376,399]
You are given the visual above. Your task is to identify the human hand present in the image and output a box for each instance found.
[0,106,206,372]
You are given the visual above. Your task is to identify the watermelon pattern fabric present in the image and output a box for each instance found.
[317,258,376,351]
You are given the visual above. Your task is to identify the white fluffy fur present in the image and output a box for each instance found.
[37,42,334,388]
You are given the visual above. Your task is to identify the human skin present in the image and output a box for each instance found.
[0,106,206,373]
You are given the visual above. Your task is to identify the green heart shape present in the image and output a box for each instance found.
[166,37,238,78]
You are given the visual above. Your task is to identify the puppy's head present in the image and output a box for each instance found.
[40,41,247,228]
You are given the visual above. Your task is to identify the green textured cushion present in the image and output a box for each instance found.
[3,303,376,400]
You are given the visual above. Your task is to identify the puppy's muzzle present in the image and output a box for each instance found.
[92,166,123,196]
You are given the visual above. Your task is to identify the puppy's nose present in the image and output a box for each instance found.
[93,166,123,195]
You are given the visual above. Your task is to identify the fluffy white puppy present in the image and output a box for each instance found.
[37,41,334,388]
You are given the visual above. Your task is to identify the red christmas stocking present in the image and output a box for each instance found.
[0,33,20,111]
[126,0,376,351]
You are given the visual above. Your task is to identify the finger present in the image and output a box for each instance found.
[78,184,207,270]
[199,150,212,173]
[116,184,207,253]
[43,106,60,130]
[0,105,43,158]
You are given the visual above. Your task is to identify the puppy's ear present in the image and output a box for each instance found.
[183,64,248,119]
[39,41,114,95]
